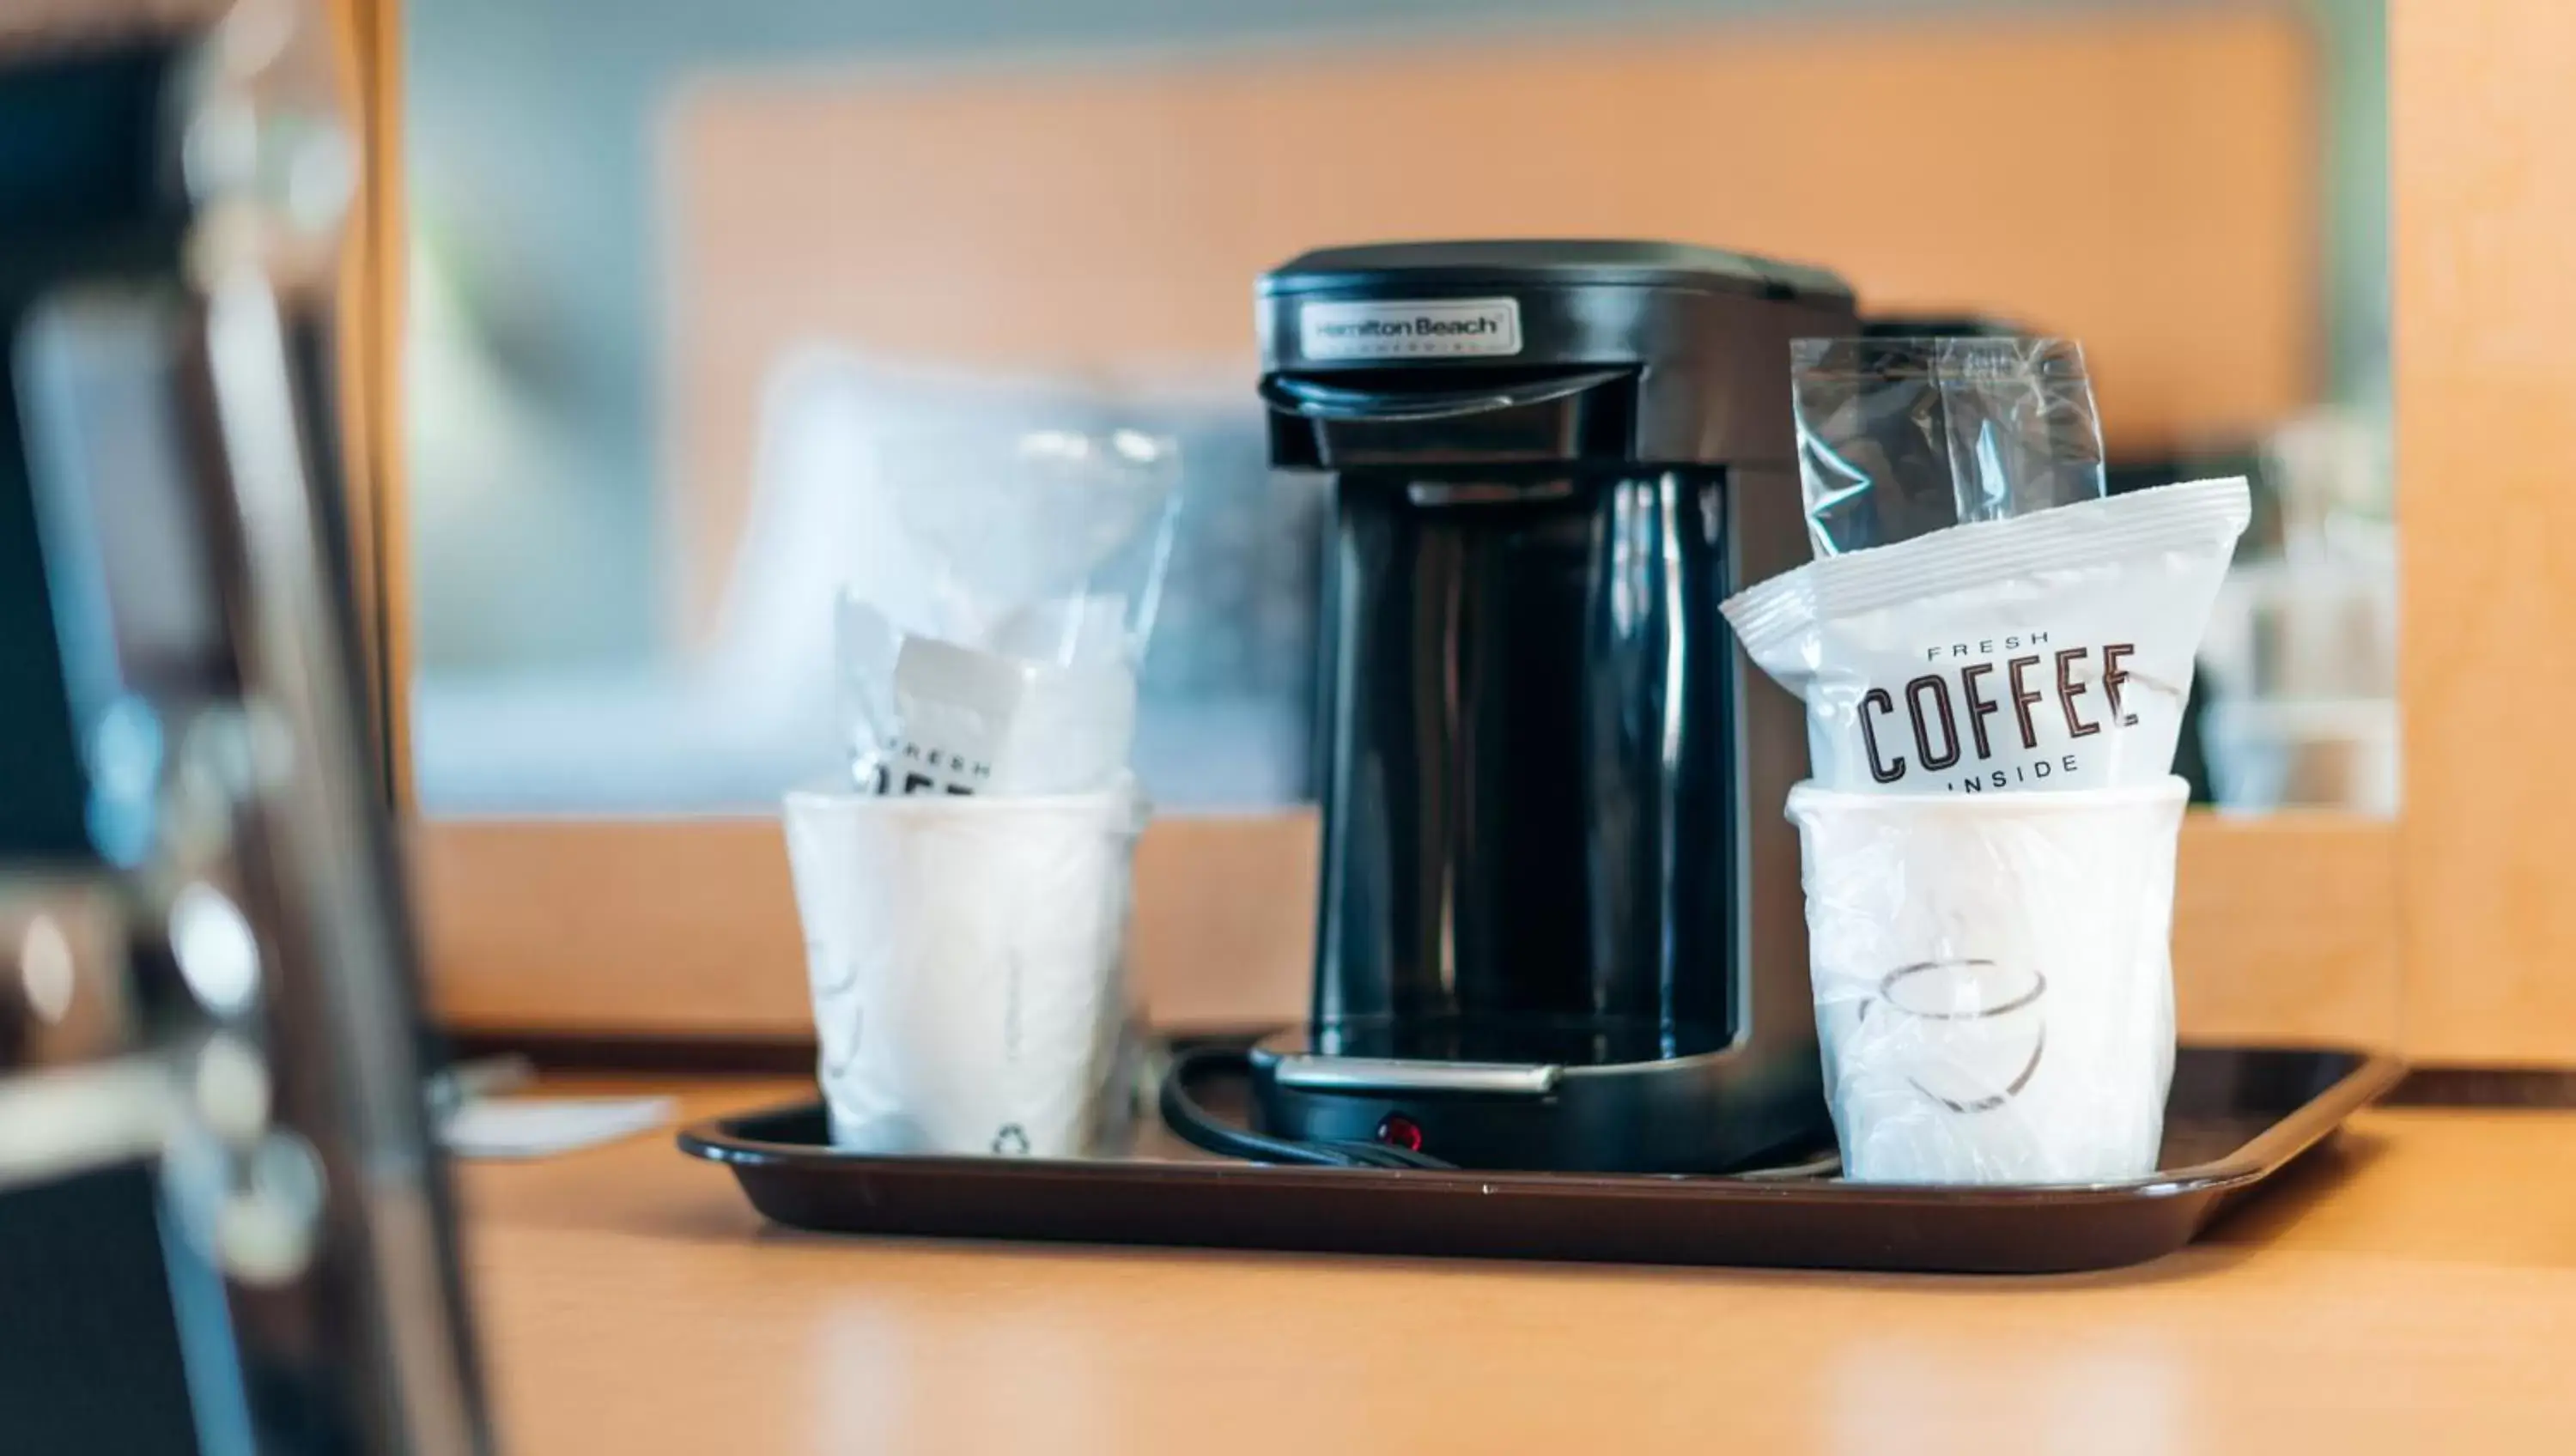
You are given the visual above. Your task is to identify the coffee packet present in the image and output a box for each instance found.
[1722,477,2251,794]
[835,430,1179,799]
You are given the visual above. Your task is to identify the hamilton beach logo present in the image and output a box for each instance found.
[1311,314,1503,342]
[1300,297,1523,360]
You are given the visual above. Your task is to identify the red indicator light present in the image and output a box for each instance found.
[1376,1113,1425,1152]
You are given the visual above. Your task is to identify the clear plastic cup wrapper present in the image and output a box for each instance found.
[1786,778,2187,1185]
[835,428,1180,798]
[783,779,1146,1157]
[1793,336,2106,558]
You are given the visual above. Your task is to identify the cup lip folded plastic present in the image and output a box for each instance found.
[1785,775,2190,816]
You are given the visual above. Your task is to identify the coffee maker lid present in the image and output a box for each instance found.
[1260,239,1850,305]
[1257,239,1855,381]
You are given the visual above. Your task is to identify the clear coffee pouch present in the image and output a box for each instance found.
[1794,337,2107,557]
[835,429,1181,798]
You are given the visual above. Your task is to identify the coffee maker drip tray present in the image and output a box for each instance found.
[1245,1024,1819,1176]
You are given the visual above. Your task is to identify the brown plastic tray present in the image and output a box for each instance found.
[678,1044,2400,1274]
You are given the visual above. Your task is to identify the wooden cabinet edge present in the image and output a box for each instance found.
[410,810,2399,1051]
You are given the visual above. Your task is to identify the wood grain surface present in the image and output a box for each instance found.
[456,1079,2576,1454]
[414,812,2397,1048]
[332,0,409,800]
[2391,0,2576,1063]
[665,7,2316,631]
[410,813,1321,1039]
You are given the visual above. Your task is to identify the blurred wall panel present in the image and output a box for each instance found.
[663,7,2316,628]
[2392,0,2576,1063]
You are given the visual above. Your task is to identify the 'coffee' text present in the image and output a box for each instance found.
[1859,643,2138,785]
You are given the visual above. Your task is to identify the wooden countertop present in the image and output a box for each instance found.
[459,1081,2576,1453]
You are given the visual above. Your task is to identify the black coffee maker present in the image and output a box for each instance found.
[1249,240,1851,1173]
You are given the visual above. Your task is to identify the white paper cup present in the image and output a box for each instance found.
[1785,778,2188,1185]
[782,780,1144,1158]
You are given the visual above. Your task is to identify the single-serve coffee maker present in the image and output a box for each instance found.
[1249,240,1853,1173]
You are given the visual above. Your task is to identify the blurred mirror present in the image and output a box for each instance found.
[404,0,2391,819]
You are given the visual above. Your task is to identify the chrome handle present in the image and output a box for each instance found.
[1271,1055,1561,1097]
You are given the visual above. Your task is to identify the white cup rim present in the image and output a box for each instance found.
[1787,775,2189,815]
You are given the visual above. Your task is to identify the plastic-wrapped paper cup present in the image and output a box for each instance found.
[781,780,1144,1158]
[1784,778,2188,1185]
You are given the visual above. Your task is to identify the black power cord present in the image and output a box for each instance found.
[1157,1045,1455,1170]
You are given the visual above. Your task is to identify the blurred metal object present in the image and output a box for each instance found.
[0,4,491,1453]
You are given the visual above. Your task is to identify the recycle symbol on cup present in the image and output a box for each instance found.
[991,1125,1031,1156]
[1856,958,2048,1113]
